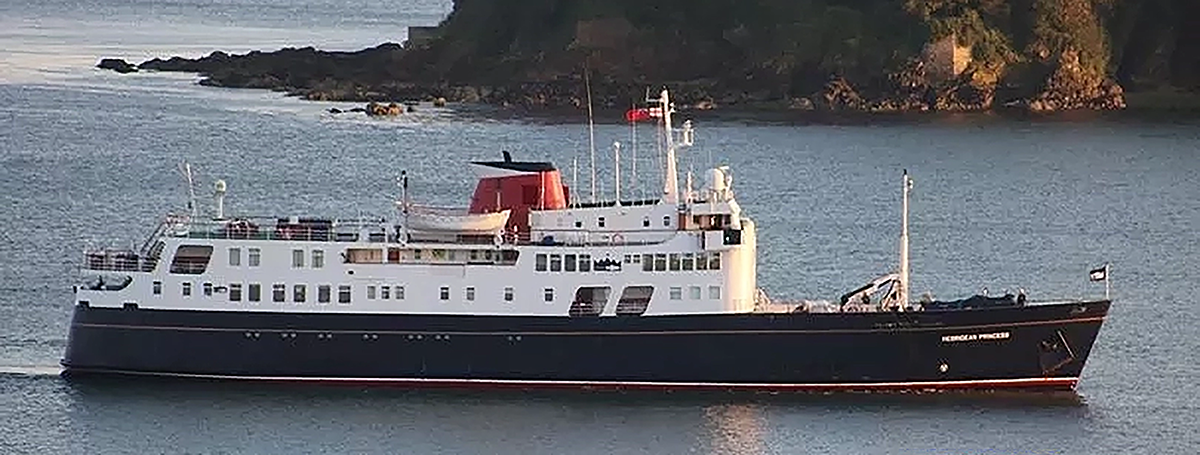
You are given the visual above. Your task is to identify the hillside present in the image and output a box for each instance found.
[128,0,1200,112]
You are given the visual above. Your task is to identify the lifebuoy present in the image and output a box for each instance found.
[612,233,625,244]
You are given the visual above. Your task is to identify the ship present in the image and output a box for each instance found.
[62,89,1110,392]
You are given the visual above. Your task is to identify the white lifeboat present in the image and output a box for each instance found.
[399,203,511,234]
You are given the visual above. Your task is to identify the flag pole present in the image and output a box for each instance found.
[1105,263,1111,300]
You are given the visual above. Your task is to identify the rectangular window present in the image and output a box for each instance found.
[367,285,377,300]
[709,252,721,270]
[293,284,306,303]
[544,287,554,303]
[318,285,331,304]
[564,254,577,272]
[338,285,351,304]
[248,283,261,302]
[709,285,721,300]
[466,287,475,301]
[413,249,422,260]
[549,254,562,272]
[292,249,304,268]
[689,286,702,300]
[642,254,654,272]
[169,245,214,274]
[598,216,606,228]
[182,282,192,297]
[312,249,324,268]
[440,286,450,301]
[504,287,514,302]
[248,248,261,267]
[381,286,390,299]
[230,283,242,302]
[152,281,162,295]
[579,254,591,272]
[228,247,241,266]
[203,282,213,296]
[670,286,682,300]
[272,284,286,302]
[668,253,681,271]
[395,285,405,300]
[654,254,667,271]
[682,253,695,271]
[535,254,547,272]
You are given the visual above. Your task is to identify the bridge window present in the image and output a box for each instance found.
[170,245,213,274]
[668,254,681,271]
[550,254,562,272]
[616,286,653,316]
[654,254,667,271]
[570,286,610,317]
[682,253,694,271]
[642,254,653,272]
[708,252,721,270]
[564,254,577,272]
[535,254,547,272]
[578,254,591,272]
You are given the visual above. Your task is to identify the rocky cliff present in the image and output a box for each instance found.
[120,0,1200,112]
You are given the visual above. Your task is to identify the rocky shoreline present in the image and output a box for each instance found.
[95,0,1199,115]
[98,45,1128,115]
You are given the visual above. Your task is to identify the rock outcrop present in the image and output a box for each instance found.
[97,58,137,74]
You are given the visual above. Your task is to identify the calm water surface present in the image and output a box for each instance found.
[1,0,1199,453]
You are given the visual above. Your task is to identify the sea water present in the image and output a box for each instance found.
[1,0,1199,453]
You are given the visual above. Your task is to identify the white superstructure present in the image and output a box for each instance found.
[76,89,759,318]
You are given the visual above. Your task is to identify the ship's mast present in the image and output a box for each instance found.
[661,89,679,205]
[898,170,913,310]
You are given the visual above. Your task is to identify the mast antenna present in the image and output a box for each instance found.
[213,179,227,220]
[584,65,597,203]
[178,161,198,219]
[630,109,639,200]
[898,170,914,311]
[613,142,622,205]
[661,89,679,205]
[400,171,410,242]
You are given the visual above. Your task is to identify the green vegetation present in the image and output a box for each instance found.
[424,0,1196,96]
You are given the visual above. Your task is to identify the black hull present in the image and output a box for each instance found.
[62,301,1109,392]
